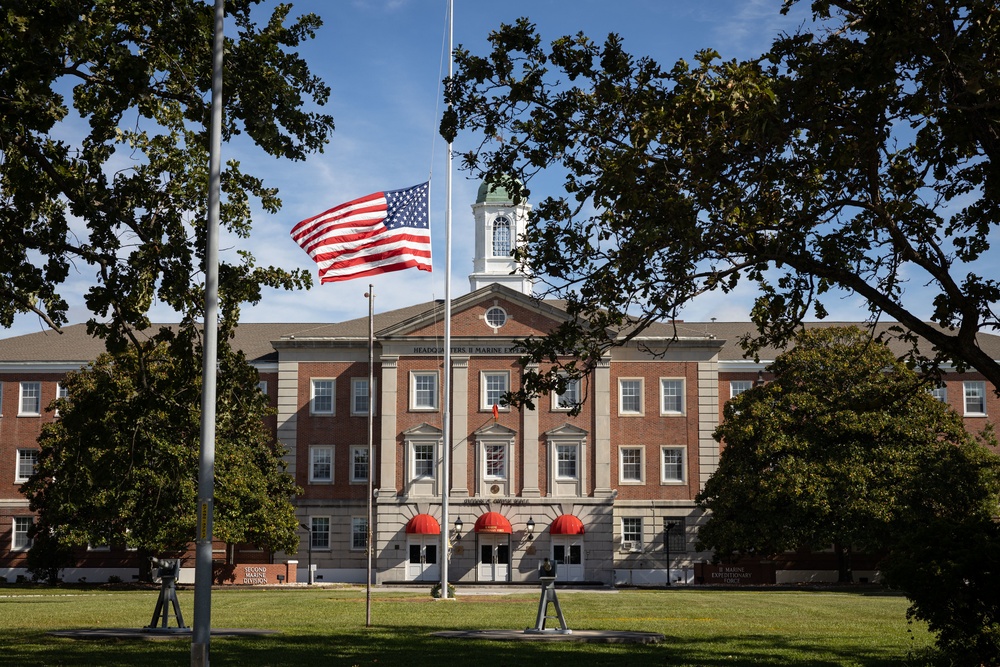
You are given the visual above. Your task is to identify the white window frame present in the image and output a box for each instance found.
[484,306,508,329]
[930,384,947,403]
[964,381,987,415]
[730,380,753,398]
[16,449,38,483]
[619,446,644,484]
[412,443,436,480]
[351,517,368,551]
[661,446,686,484]
[410,371,439,411]
[492,215,512,257]
[621,517,642,552]
[310,516,331,550]
[350,445,369,484]
[555,444,578,480]
[481,371,510,411]
[552,375,581,411]
[351,377,375,416]
[660,378,685,415]
[19,381,41,416]
[12,517,33,551]
[310,378,336,416]
[309,445,334,483]
[258,381,268,395]
[483,442,507,481]
[619,378,644,416]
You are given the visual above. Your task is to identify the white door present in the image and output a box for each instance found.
[477,534,510,582]
[552,536,585,582]
[407,537,440,581]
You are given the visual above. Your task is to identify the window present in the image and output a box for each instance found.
[484,443,506,480]
[730,380,753,398]
[310,379,335,415]
[351,378,373,416]
[12,517,33,550]
[482,371,509,411]
[55,383,68,415]
[621,517,642,551]
[492,215,512,256]
[556,444,578,479]
[620,447,643,483]
[661,447,685,483]
[19,381,41,416]
[664,517,686,553]
[485,306,508,329]
[411,372,438,411]
[350,446,369,483]
[660,379,684,415]
[16,449,38,483]
[351,517,368,551]
[310,517,330,550]
[309,446,333,483]
[413,443,435,479]
[930,384,947,403]
[619,379,643,415]
[965,381,986,415]
[258,381,268,395]
[554,375,581,411]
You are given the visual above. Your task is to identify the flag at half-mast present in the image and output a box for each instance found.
[290,182,432,283]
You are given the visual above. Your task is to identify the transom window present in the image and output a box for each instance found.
[19,382,41,416]
[482,371,509,411]
[411,372,438,411]
[660,379,684,415]
[556,444,578,479]
[310,379,335,415]
[965,381,986,415]
[309,446,333,483]
[492,215,512,256]
[619,379,643,415]
[661,447,685,483]
[620,447,643,483]
[16,449,38,483]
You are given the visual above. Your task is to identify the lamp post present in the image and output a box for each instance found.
[526,517,535,541]
[665,522,676,586]
[300,523,313,585]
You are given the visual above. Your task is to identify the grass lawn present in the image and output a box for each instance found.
[0,585,934,666]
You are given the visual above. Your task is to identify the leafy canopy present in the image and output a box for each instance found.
[21,335,302,556]
[442,0,1000,401]
[0,0,334,346]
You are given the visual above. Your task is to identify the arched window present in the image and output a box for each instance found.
[492,216,512,257]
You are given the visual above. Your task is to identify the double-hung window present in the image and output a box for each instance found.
[965,381,987,415]
[351,378,373,416]
[411,372,438,411]
[660,379,684,415]
[310,379,335,415]
[554,375,581,411]
[730,380,753,398]
[664,517,687,553]
[619,379,643,415]
[350,446,369,483]
[310,517,330,550]
[351,517,368,551]
[620,447,643,483]
[482,371,509,411]
[12,517,33,550]
[555,444,578,479]
[309,446,333,483]
[484,443,506,480]
[413,444,435,479]
[16,449,38,483]
[661,447,685,483]
[19,382,41,416]
[930,384,947,403]
[621,517,642,552]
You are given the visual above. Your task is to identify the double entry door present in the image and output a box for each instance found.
[477,534,510,582]
[553,536,585,581]
[407,536,439,581]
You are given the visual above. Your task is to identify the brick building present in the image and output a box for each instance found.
[2,183,999,585]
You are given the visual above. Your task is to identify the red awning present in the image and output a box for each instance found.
[405,514,441,535]
[550,514,585,535]
[474,511,512,534]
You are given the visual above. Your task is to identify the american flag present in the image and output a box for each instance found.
[290,182,432,283]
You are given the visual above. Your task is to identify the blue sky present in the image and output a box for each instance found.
[9,0,872,338]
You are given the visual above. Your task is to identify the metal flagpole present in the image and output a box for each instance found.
[440,0,453,601]
[192,0,224,664]
[365,286,374,625]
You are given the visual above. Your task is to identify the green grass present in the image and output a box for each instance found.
[0,585,934,666]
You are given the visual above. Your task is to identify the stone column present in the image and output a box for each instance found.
[593,356,612,495]
[450,356,470,496]
[379,356,399,495]
[521,364,540,497]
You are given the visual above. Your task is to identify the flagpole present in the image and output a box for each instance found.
[365,286,374,625]
[192,0,224,665]
[440,0,453,600]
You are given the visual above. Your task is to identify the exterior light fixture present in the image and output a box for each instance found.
[526,517,536,540]
[454,516,463,539]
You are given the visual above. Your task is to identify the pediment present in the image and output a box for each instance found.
[544,423,589,438]
[474,422,517,437]
[402,423,443,437]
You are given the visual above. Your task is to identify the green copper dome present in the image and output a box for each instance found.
[475,178,522,204]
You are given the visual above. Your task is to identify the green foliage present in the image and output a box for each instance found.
[0,0,333,342]
[443,0,1000,401]
[24,524,74,585]
[21,334,301,558]
[695,326,1000,664]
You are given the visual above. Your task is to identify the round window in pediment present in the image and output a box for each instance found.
[485,306,508,329]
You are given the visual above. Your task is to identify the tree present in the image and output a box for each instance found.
[441,0,1000,402]
[695,326,1000,663]
[0,0,333,346]
[20,335,302,579]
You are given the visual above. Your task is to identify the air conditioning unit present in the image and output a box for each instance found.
[621,541,638,552]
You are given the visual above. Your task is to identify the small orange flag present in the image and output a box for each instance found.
[492,404,499,422]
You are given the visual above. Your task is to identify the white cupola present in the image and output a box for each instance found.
[468,179,533,295]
